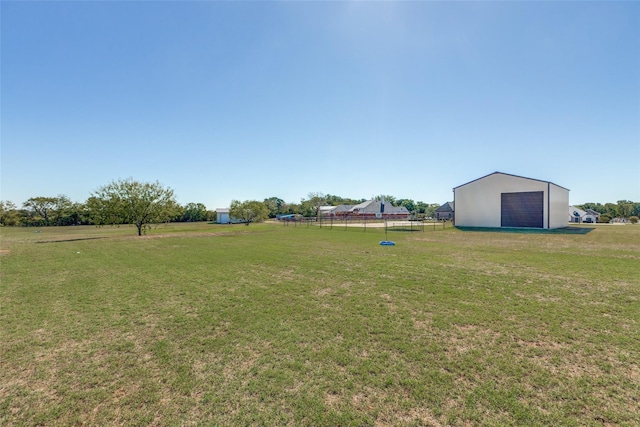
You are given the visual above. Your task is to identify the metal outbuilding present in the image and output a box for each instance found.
[453,172,569,229]
[216,208,230,224]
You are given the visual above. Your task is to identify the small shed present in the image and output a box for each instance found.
[453,172,569,229]
[216,208,230,224]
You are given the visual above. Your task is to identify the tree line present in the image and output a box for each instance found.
[576,201,640,224]
[0,180,445,233]
[0,180,214,234]
[1,179,638,234]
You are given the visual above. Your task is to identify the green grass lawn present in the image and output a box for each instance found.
[1,223,638,426]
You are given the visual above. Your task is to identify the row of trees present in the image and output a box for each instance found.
[0,187,445,233]
[0,180,215,234]
[577,201,640,223]
[1,197,213,228]
[2,179,638,234]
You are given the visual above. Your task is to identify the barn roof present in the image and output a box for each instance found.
[332,204,353,213]
[453,171,569,191]
[570,206,587,217]
[349,200,409,214]
[435,202,454,212]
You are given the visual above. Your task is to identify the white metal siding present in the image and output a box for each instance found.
[549,183,570,229]
[454,173,569,229]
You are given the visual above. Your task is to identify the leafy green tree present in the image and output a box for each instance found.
[0,201,21,226]
[579,202,605,213]
[599,215,611,223]
[303,192,326,219]
[52,196,75,225]
[299,200,316,217]
[91,179,178,236]
[23,197,57,225]
[59,201,91,226]
[418,203,440,219]
[171,204,186,222]
[324,194,364,206]
[182,203,208,222]
[22,195,73,226]
[86,196,121,226]
[263,197,286,218]
[324,194,341,206]
[284,202,302,215]
[617,200,633,218]
[229,200,269,225]
[603,203,618,218]
[397,199,416,213]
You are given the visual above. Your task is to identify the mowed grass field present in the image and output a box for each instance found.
[1,222,638,426]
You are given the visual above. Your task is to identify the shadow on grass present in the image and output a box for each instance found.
[36,237,108,244]
[455,226,595,235]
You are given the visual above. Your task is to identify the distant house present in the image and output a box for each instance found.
[349,199,410,219]
[216,208,230,224]
[569,206,599,223]
[319,206,340,216]
[319,199,409,219]
[435,202,454,220]
[585,209,601,223]
[320,205,354,218]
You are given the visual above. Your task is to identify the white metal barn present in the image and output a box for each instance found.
[453,172,569,229]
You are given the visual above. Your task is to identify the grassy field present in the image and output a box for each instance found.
[1,222,638,426]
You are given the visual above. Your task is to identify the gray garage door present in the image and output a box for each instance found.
[501,191,543,228]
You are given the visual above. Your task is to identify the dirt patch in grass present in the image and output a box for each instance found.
[444,324,502,356]
[395,407,443,426]
[36,237,107,244]
[136,231,240,240]
[315,287,333,296]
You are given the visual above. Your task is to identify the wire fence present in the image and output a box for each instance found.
[279,216,453,232]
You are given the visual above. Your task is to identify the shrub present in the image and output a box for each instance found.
[629,216,639,224]
[599,215,611,223]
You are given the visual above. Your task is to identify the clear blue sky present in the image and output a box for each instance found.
[2,1,639,209]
